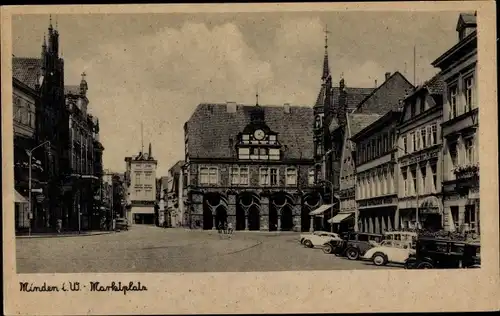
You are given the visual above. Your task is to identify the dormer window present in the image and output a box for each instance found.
[242,134,250,144]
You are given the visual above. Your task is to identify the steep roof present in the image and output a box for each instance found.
[12,57,42,90]
[409,73,445,97]
[332,86,374,111]
[347,113,383,137]
[456,12,477,31]
[186,103,314,160]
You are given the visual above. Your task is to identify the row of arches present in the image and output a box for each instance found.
[201,191,324,231]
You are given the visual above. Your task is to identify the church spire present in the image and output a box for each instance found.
[321,25,331,81]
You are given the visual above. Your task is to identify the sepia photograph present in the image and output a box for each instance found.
[2,2,498,315]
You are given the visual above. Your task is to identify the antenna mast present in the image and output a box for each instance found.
[141,121,144,153]
[413,45,416,85]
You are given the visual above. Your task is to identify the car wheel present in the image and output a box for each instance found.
[322,244,333,254]
[372,253,387,266]
[346,247,359,260]
[417,262,434,269]
[304,240,313,248]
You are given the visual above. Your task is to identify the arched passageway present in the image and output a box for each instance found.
[215,206,228,230]
[236,206,246,230]
[248,206,260,231]
[203,207,213,230]
[281,205,294,231]
[237,192,261,230]
[203,193,228,230]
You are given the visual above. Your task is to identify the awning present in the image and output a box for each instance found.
[309,204,335,216]
[15,190,28,203]
[328,213,354,224]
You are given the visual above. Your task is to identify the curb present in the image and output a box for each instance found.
[16,231,115,239]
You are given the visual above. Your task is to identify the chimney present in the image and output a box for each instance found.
[226,101,237,113]
[385,72,391,81]
[284,103,291,113]
[374,79,378,88]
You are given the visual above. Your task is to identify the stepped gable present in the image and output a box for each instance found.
[186,103,314,160]
[12,57,42,89]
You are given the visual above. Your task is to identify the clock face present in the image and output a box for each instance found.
[254,129,265,140]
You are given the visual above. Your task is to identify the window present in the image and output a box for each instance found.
[144,171,152,181]
[135,172,141,185]
[135,188,141,195]
[308,169,315,185]
[316,143,324,156]
[231,167,249,185]
[464,76,474,112]
[238,148,250,159]
[402,136,407,154]
[420,128,427,148]
[449,142,458,167]
[415,131,421,151]
[269,148,280,160]
[430,163,437,192]
[260,168,270,185]
[382,134,388,153]
[401,169,408,196]
[465,137,475,164]
[367,143,371,160]
[270,168,278,186]
[410,168,417,195]
[451,206,459,229]
[269,135,277,144]
[377,137,382,157]
[449,85,458,119]
[431,124,437,145]
[420,164,427,194]
[286,168,297,186]
[465,205,477,232]
[242,134,250,143]
[199,167,218,185]
[410,132,416,153]
[371,139,376,158]
[410,102,416,117]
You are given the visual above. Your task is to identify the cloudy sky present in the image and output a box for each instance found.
[12,11,463,175]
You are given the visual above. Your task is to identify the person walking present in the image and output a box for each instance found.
[56,218,62,234]
[227,222,233,235]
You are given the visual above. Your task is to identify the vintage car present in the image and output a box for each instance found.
[362,240,416,266]
[383,231,418,248]
[300,231,342,248]
[404,237,481,269]
[322,232,383,260]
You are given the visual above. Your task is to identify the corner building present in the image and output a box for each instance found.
[184,102,318,231]
[432,13,479,233]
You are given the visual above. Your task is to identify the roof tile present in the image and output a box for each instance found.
[186,103,314,160]
[12,57,41,90]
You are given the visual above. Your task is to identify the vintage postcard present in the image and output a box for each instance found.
[2,2,499,315]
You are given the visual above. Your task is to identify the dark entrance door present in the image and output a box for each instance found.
[281,206,294,231]
[301,207,310,232]
[423,214,442,232]
[269,205,278,231]
[215,207,227,230]
[248,206,260,231]
[236,205,246,230]
[203,208,213,230]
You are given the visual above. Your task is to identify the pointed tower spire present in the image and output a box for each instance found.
[49,14,53,31]
[321,25,331,81]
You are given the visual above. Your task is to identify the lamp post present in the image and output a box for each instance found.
[27,141,50,236]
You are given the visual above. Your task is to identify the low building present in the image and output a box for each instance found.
[124,143,157,225]
[184,101,318,231]
[166,160,186,227]
[432,12,479,233]
[352,110,400,234]
[396,74,445,230]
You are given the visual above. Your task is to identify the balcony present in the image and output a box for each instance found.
[453,163,479,180]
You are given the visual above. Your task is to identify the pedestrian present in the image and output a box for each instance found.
[56,218,62,234]
[224,222,228,234]
[218,223,222,234]
[227,222,233,234]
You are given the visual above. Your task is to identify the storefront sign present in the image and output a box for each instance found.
[400,150,438,167]
[358,196,396,208]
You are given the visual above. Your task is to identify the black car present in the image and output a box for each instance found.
[404,237,481,269]
[322,232,383,260]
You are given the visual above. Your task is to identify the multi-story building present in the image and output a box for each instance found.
[124,143,157,224]
[329,72,414,233]
[184,101,318,231]
[166,160,187,227]
[63,74,103,230]
[12,70,40,232]
[432,12,479,233]
[12,20,71,232]
[396,74,445,231]
[157,176,169,227]
[352,110,400,233]
[312,31,374,230]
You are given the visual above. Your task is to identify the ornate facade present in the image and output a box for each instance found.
[432,12,479,233]
[184,102,319,231]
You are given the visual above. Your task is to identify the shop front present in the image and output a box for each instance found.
[398,195,443,231]
[328,212,354,233]
[356,195,398,234]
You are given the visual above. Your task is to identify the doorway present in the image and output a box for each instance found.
[215,206,228,230]
[236,205,246,230]
[281,206,294,231]
[269,206,278,231]
[248,206,260,231]
[203,207,213,230]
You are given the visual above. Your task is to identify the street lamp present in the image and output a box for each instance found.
[28,140,50,236]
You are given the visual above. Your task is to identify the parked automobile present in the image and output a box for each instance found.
[300,231,342,248]
[404,237,481,269]
[323,232,383,260]
[383,231,418,248]
[362,240,416,266]
[115,218,129,231]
